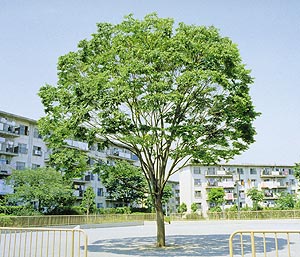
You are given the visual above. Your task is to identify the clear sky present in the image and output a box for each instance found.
[0,0,299,165]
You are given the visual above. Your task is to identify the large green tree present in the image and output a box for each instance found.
[98,161,147,206]
[38,14,259,246]
[7,168,75,213]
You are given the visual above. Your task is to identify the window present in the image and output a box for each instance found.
[18,143,28,154]
[194,179,201,186]
[33,146,42,156]
[16,162,26,170]
[97,203,103,208]
[97,188,103,197]
[250,168,257,175]
[194,190,202,198]
[32,164,40,169]
[250,179,257,186]
[15,125,29,136]
[193,167,201,174]
[33,128,42,139]
[237,168,244,175]
[289,169,294,175]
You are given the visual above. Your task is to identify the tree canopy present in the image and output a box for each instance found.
[246,188,264,211]
[38,13,259,246]
[7,168,75,214]
[98,161,147,206]
[207,188,225,207]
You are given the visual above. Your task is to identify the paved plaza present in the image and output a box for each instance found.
[83,219,300,257]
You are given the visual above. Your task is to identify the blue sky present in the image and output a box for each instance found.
[1,0,299,165]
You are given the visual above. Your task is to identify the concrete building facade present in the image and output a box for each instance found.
[179,164,297,217]
[0,111,47,196]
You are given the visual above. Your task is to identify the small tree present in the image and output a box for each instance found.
[178,203,187,214]
[191,203,198,213]
[247,188,264,211]
[275,192,296,210]
[81,186,96,216]
[208,188,225,208]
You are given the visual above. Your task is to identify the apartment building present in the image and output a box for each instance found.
[165,180,180,214]
[0,110,47,196]
[179,164,297,217]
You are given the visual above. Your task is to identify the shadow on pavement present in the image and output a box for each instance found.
[87,234,288,257]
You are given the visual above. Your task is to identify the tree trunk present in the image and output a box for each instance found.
[155,194,166,247]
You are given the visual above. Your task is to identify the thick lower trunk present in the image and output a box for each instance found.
[155,196,165,247]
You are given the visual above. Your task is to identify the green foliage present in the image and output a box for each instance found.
[209,206,222,212]
[97,161,147,206]
[0,205,40,216]
[246,188,264,211]
[81,186,96,215]
[0,214,13,226]
[208,188,225,207]
[38,13,259,246]
[96,207,131,214]
[178,203,187,213]
[191,203,198,213]
[295,200,300,209]
[6,168,75,214]
[294,163,300,180]
[225,205,238,212]
[275,192,296,210]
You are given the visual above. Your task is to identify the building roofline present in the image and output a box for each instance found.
[189,163,295,168]
[0,110,38,124]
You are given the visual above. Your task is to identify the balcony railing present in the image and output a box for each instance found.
[261,170,288,177]
[205,170,233,177]
[260,181,288,189]
[0,144,18,156]
[0,164,12,175]
[106,149,136,161]
[0,179,13,195]
[0,122,20,137]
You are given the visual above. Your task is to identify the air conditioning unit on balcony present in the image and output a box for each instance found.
[34,150,42,156]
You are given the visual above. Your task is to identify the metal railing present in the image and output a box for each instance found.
[229,230,300,257]
[0,227,88,257]
[207,210,300,220]
[0,214,157,228]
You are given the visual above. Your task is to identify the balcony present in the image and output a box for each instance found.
[64,139,89,151]
[205,170,233,178]
[74,190,84,198]
[0,122,20,137]
[106,149,135,161]
[218,181,235,188]
[263,191,278,200]
[224,192,234,200]
[0,144,18,156]
[260,181,288,189]
[261,170,288,178]
[0,179,13,195]
[0,164,12,176]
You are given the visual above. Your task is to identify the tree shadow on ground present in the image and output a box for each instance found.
[87,234,288,257]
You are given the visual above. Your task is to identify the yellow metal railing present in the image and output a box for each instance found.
[229,230,300,257]
[0,227,88,257]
